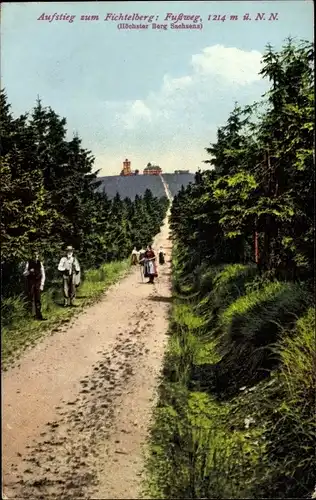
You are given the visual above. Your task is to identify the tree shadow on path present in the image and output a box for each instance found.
[148,295,173,304]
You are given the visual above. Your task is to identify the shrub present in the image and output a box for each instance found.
[208,281,311,396]
[196,264,258,333]
[254,308,316,498]
[1,295,28,328]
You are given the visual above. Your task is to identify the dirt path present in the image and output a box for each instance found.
[2,211,172,499]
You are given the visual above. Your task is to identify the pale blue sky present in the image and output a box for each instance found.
[1,1,314,175]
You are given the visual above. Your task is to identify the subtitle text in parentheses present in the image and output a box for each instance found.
[170,23,203,30]
[117,23,149,30]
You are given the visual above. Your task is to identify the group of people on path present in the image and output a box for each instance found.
[131,245,166,284]
[24,242,165,321]
[23,246,81,321]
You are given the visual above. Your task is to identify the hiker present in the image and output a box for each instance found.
[131,247,139,265]
[158,246,165,265]
[143,245,158,284]
[138,247,146,279]
[139,247,146,263]
[23,248,46,321]
[58,246,81,307]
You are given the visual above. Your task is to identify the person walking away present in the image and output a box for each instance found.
[23,248,46,321]
[158,246,165,265]
[58,246,81,307]
[143,245,158,284]
[131,247,139,265]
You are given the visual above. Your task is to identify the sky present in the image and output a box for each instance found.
[1,1,314,175]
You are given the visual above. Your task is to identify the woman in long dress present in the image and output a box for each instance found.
[143,245,158,284]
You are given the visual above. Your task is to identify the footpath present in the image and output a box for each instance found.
[2,210,172,499]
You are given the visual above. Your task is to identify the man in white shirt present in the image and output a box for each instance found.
[58,246,81,307]
[23,248,46,321]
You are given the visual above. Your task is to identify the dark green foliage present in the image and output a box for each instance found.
[0,91,168,306]
[192,278,311,400]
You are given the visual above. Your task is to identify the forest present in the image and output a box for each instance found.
[0,91,168,330]
[144,38,315,499]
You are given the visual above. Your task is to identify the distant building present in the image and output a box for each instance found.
[143,162,162,175]
[174,170,190,174]
[120,158,132,176]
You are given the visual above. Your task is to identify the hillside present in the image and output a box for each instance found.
[162,173,195,197]
[96,173,195,200]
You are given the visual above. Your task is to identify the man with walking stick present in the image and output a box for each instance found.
[58,246,81,307]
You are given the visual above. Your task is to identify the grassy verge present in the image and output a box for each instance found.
[1,259,130,370]
[143,246,315,499]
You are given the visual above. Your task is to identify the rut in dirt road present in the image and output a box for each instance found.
[2,211,173,500]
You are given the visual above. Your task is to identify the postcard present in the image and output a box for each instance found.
[1,2,314,499]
